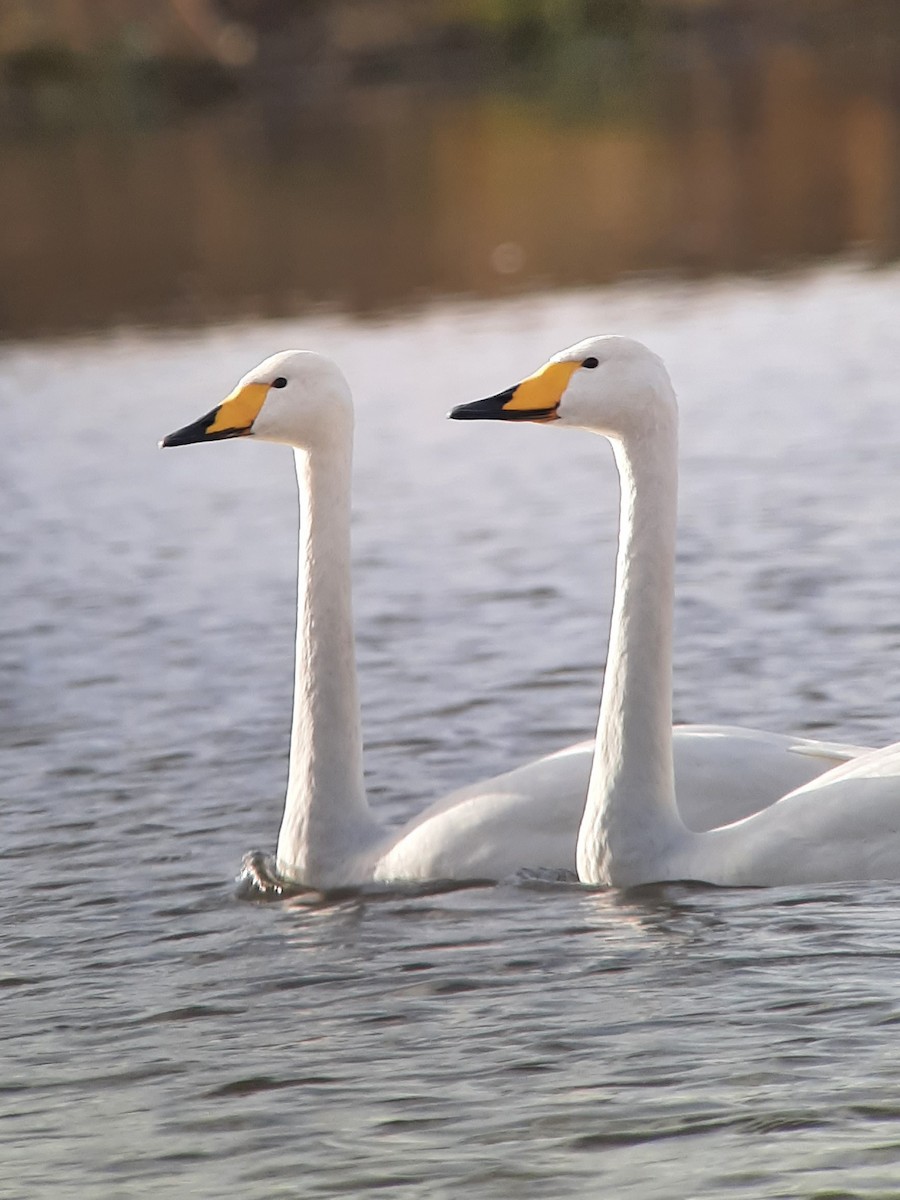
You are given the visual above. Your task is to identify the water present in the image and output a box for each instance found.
[5,265,900,1196]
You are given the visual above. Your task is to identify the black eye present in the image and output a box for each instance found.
[272,376,288,389]
[582,357,599,369]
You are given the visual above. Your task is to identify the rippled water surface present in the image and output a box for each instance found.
[5,267,900,1197]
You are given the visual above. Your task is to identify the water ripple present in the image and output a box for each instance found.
[7,272,900,1197]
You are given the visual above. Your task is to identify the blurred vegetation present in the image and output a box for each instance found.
[0,2,237,129]
[2,1,899,133]
[458,0,651,52]
[5,1,899,136]
[4,0,900,336]
[0,0,850,132]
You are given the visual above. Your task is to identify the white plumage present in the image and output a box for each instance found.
[453,334,899,888]
[163,348,869,889]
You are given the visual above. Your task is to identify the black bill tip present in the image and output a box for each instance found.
[160,406,251,447]
[448,387,518,421]
[448,386,557,423]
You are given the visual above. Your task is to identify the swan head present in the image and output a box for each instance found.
[448,335,674,438]
[161,350,353,451]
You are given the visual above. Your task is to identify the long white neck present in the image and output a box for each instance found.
[576,406,686,885]
[275,441,379,885]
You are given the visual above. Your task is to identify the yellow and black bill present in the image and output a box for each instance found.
[448,359,579,424]
[160,381,269,447]
[448,384,548,423]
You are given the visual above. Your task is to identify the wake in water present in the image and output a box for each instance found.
[234,851,576,903]
[236,851,288,900]
[236,851,335,902]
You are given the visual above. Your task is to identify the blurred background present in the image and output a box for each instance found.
[3,0,900,337]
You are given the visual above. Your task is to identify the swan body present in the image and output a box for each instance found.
[163,349,867,890]
[451,335,897,888]
[668,744,900,886]
[368,729,864,883]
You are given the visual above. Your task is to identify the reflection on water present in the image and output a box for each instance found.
[4,12,900,337]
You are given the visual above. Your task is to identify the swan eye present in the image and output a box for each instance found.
[271,377,288,389]
[582,357,599,369]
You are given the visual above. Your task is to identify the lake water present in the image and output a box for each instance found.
[4,264,900,1196]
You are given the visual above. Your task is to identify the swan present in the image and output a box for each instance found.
[450,335,900,887]
[162,349,867,890]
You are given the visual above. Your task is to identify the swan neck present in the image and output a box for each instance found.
[578,413,684,884]
[276,441,375,884]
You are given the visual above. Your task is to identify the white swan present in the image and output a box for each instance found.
[450,335,900,887]
[162,349,867,889]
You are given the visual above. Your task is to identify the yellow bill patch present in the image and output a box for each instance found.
[502,360,580,414]
[206,382,271,435]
